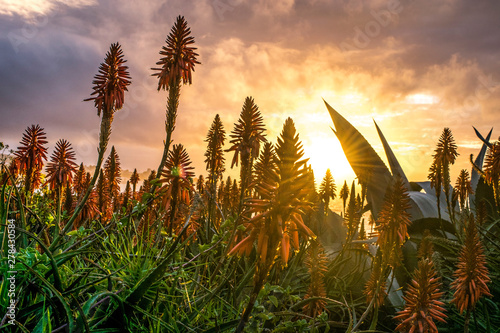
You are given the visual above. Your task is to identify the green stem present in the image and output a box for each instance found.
[133,79,181,230]
[50,115,112,251]
[235,271,266,333]
[167,181,179,237]
[54,186,61,238]
[464,307,470,333]
[368,302,378,331]
[152,79,181,194]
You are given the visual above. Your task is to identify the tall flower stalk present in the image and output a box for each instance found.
[319,168,336,216]
[344,181,360,240]
[160,144,195,238]
[217,96,272,274]
[14,124,48,198]
[96,169,110,222]
[454,169,473,211]
[74,163,86,198]
[45,139,77,236]
[376,176,412,268]
[339,180,349,217]
[354,177,412,331]
[130,168,140,199]
[227,96,267,209]
[52,42,130,250]
[429,128,459,221]
[229,118,314,332]
[363,254,388,329]
[394,258,447,332]
[451,214,491,332]
[104,146,121,210]
[303,240,328,317]
[204,114,226,235]
[151,16,199,192]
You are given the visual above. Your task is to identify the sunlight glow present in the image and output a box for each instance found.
[340,92,366,105]
[303,135,355,188]
[405,93,440,105]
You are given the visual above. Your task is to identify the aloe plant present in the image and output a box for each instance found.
[151,16,200,190]
[204,114,226,236]
[13,125,48,198]
[53,42,131,250]
[230,118,315,332]
[319,169,336,216]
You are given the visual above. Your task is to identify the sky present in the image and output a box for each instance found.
[1,0,500,196]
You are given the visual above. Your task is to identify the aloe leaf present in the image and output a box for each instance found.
[15,297,58,323]
[374,120,411,190]
[412,181,454,223]
[14,227,63,292]
[9,174,28,247]
[473,126,493,149]
[128,303,176,331]
[470,127,493,209]
[20,261,75,332]
[0,321,31,332]
[32,300,51,333]
[324,100,392,218]
[125,212,193,306]
[202,319,240,332]
[62,264,127,296]
[81,292,126,330]
[408,191,450,221]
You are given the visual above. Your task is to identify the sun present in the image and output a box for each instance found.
[303,134,355,187]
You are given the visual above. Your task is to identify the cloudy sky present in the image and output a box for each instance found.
[1,0,500,190]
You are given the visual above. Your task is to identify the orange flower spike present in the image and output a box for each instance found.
[277,214,283,229]
[281,233,290,265]
[152,16,199,90]
[291,214,315,239]
[244,240,253,257]
[229,236,252,257]
[291,229,299,250]
[394,259,447,332]
[451,214,491,314]
[248,212,269,224]
[246,199,269,207]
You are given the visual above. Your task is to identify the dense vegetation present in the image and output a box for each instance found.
[1,16,499,333]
